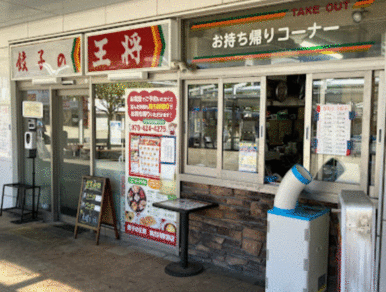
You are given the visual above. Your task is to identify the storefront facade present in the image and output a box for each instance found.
[1,0,386,289]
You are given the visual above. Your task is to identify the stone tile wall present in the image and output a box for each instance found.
[181,182,339,286]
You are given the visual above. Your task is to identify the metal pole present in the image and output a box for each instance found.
[180,212,189,269]
[32,156,35,219]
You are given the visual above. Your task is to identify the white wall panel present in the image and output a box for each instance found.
[63,7,106,31]
[28,16,63,38]
[157,0,222,15]
[0,47,13,209]
[106,0,157,24]
[0,24,28,48]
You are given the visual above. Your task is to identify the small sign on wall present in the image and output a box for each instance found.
[22,101,43,119]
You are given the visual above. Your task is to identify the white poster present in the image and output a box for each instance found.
[316,104,352,156]
[239,141,258,172]
[110,121,122,145]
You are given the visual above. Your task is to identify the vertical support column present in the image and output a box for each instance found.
[50,88,60,221]
[90,78,96,176]
[11,80,23,188]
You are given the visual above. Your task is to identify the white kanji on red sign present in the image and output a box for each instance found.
[93,38,111,68]
[121,32,142,65]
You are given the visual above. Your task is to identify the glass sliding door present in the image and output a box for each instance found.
[94,81,177,228]
[185,81,219,175]
[306,71,372,193]
[369,71,385,198]
[58,94,91,217]
[22,90,51,210]
[185,78,264,183]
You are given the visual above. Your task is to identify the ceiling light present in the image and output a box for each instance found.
[108,71,148,81]
[32,77,61,85]
[352,9,368,23]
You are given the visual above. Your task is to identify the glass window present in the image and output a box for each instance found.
[369,75,379,186]
[223,82,260,172]
[22,90,51,210]
[311,77,364,184]
[187,83,218,168]
[94,81,177,227]
[59,95,91,216]
[186,0,386,69]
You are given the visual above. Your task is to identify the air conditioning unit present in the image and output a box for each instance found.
[339,190,376,292]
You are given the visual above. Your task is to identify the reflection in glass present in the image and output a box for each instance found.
[187,84,218,168]
[60,95,91,216]
[94,81,177,227]
[23,90,51,210]
[311,78,364,184]
[186,0,386,69]
[369,77,379,186]
[223,82,260,172]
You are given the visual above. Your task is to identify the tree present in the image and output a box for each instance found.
[95,83,127,149]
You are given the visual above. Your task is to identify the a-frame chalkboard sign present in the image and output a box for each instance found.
[74,176,119,245]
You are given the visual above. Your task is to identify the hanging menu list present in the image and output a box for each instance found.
[316,104,352,156]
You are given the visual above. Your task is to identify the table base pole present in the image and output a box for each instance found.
[165,262,203,277]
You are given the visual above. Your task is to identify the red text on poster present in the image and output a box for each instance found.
[127,90,177,123]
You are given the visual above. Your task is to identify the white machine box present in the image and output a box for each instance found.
[266,206,330,292]
[339,190,376,292]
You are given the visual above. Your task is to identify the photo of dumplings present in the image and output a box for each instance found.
[127,185,147,213]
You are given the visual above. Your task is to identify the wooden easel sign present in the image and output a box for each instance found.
[74,176,119,245]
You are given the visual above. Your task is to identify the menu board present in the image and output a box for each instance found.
[130,135,161,179]
[125,88,179,246]
[77,177,105,228]
[75,176,119,245]
[316,104,352,156]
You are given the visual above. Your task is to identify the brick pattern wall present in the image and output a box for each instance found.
[181,182,339,286]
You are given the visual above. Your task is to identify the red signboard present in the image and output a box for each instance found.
[87,24,168,73]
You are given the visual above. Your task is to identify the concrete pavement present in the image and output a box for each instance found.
[0,212,264,292]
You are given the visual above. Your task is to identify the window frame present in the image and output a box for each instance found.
[184,77,265,184]
[180,59,385,201]
[370,70,385,198]
[304,70,373,195]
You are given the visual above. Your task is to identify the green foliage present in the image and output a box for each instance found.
[94,82,127,117]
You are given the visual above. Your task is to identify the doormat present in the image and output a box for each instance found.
[54,223,88,234]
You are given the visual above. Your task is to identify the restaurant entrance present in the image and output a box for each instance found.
[56,91,91,217]
[18,78,91,221]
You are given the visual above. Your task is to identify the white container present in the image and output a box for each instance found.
[339,190,376,292]
[24,131,37,150]
[274,164,312,210]
[266,206,330,292]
